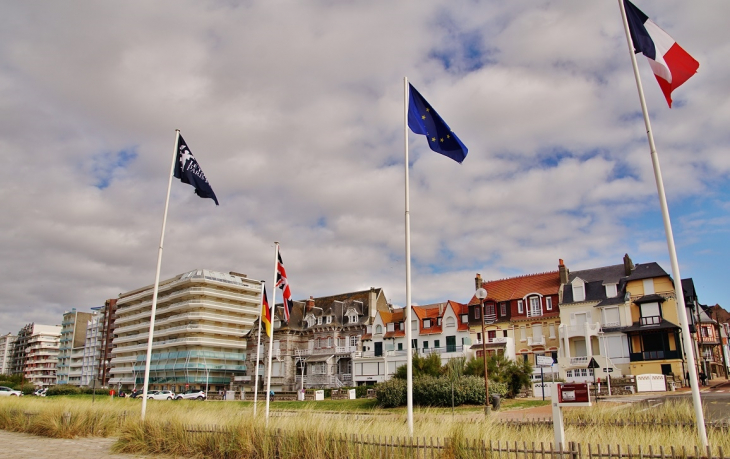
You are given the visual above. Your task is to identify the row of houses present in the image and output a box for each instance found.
[1,256,728,394]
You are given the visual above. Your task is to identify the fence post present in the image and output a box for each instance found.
[62,412,71,426]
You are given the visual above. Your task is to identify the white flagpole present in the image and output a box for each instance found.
[403,77,414,436]
[265,242,279,425]
[140,129,180,421]
[618,0,708,447]
[253,281,265,416]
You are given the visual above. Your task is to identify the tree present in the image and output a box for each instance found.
[463,354,533,398]
[444,357,465,415]
[394,353,443,379]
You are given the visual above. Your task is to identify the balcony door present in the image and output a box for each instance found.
[374,342,383,357]
[574,338,587,357]
[446,336,456,352]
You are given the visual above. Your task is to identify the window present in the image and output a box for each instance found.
[603,307,620,327]
[461,315,468,324]
[423,341,429,349]
[411,320,417,331]
[437,317,442,326]
[520,326,526,342]
[640,302,661,319]
[347,313,358,323]
[501,303,507,316]
[605,284,617,298]
[434,340,440,349]
[532,324,543,341]
[566,370,573,377]
[397,343,403,351]
[375,325,383,334]
[399,322,404,330]
[529,297,541,317]
[349,335,358,347]
[387,323,394,332]
[572,279,585,302]
[474,308,481,319]
[549,323,556,339]
[327,337,333,348]
[326,315,332,324]
[546,297,553,311]
[317,317,323,325]
[423,319,431,328]
[316,338,321,348]
[445,317,456,328]
[411,339,417,349]
[518,300,524,314]
[643,279,655,295]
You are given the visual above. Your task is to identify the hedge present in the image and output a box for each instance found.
[375,376,507,408]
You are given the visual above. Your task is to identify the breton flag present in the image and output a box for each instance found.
[261,286,272,338]
[407,83,468,163]
[174,134,219,205]
[276,251,293,322]
[624,0,699,108]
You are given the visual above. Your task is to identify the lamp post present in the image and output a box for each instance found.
[475,288,490,416]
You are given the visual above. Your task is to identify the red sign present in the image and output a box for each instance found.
[557,383,589,403]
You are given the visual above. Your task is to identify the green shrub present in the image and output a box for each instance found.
[375,378,406,408]
[19,383,36,395]
[393,353,443,379]
[45,384,83,396]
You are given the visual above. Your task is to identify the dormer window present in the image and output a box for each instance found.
[605,284,617,298]
[387,323,394,332]
[461,314,468,324]
[517,300,524,314]
[546,297,553,311]
[423,319,431,328]
[305,314,316,328]
[375,324,383,334]
[437,317,442,326]
[326,315,332,324]
[572,278,585,302]
[399,322,404,331]
[317,317,323,325]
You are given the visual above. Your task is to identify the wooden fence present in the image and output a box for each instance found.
[182,425,727,459]
[497,418,730,431]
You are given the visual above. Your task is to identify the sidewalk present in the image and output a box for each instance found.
[675,377,730,393]
[0,430,170,459]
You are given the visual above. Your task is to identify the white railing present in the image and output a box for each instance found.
[299,346,358,356]
[563,322,601,338]
[527,336,545,346]
[570,356,588,366]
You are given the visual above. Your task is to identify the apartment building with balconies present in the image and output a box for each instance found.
[108,269,262,393]
[98,299,117,386]
[245,288,389,391]
[558,256,634,382]
[469,268,561,368]
[0,333,15,375]
[81,310,103,386]
[57,309,94,386]
[12,323,62,387]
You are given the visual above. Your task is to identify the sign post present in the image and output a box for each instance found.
[536,355,554,401]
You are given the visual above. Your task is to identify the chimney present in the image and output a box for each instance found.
[439,303,445,316]
[475,273,483,291]
[559,259,569,285]
[623,253,634,276]
[306,296,315,311]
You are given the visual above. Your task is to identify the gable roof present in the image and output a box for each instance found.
[625,262,669,282]
[469,271,560,305]
[563,264,628,306]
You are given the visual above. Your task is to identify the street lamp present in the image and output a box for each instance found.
[475,287,490,416]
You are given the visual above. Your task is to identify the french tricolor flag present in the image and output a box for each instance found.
[624,0,699,108]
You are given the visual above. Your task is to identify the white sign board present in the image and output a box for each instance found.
[315,390,325,401]
[348,389,356,400]
[536,355,554,367]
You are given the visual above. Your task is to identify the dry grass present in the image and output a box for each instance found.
[0,396,726,458]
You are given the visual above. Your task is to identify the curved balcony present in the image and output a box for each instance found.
[115,309,256,333]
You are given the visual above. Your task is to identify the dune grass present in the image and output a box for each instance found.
[0,396,726,458]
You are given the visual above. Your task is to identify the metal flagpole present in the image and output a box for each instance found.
[618,0,708,447]
[265,242,279,425]
[140,129,180,421]
[403,77,414,436]
[253,281,265,416]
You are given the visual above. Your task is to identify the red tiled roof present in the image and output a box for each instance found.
[469,271,560,305]
[412,303,444,335]
[447,300,470,331]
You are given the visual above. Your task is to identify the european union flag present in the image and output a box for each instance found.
[174,134,219,205]
[407,83,468,163]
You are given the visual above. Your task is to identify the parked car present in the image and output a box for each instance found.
[147,390,175,400]
[0,386,22,397]
[33,388,47,397]
[129,389,144,399]
[174,389,207,401]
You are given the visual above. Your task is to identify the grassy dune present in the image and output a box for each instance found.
[0,396,725,458]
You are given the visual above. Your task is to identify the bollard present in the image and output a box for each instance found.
[62,412,71,426]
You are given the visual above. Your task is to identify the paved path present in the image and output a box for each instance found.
[0,430,169,459]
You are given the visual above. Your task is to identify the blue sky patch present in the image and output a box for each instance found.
[91,148,137,189]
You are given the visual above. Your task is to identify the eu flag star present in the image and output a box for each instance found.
[431,137,436,142]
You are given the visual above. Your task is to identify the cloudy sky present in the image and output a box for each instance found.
[1,1,729,334]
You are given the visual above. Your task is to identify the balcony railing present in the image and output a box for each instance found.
[562,322,601,339]
[527,336,545,346]
[629,350,680,362]
[570,356,589,366]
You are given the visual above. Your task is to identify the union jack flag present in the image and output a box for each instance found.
[276,250,293,322]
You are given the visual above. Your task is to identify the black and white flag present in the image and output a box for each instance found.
[173,134,219,205]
